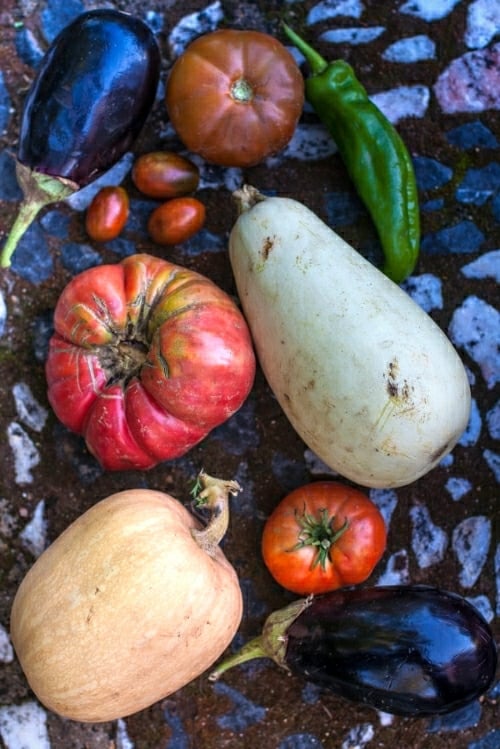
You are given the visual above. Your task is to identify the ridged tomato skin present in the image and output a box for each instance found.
[45,254,256,470]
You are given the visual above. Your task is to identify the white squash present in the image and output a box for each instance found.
[229,186,471,488]
[10,473,242,722]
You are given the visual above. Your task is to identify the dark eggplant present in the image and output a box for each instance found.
[1,9,160,268]
[209,586,498,717]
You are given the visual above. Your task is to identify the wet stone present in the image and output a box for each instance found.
[446,121,499,149]
[376,549,410,585]
[452,515,491,588]
[213,682,267,731]
[0,626,14,664]
[483,450,500,482]
[486,401,500,439]
[106,237,137,259]
[0,150,22,202]
[467,594,494,623]
[279,734,324,749]
[181,228,226,256]
[456,163,500,206]
[271,451,309,491]
[163,706,189,748]
[341,723,375,749]
[19,500,47,558]
[421,198,445,212]
[0,291,6,338]
[14,27,45,68]
[382,34,436,63]
[6,422,40,485]
[492,192,500,222]
[211,399,259,456]
[413,156,453,191]
[0,72,11,136]
[324,191,365,227]
[368,488,398,529]
[468,729,500,749]
[40,209,71,239]
[12,382,48,432]
[427,700,482,733]
[60,242,102,274]
[10,222,53,283]
[370,85,429,124]
[167,1,223,57]
[31,310,54,364]
[40,0,85,43]
[421,220,485,255]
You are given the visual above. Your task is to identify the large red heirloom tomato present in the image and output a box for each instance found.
[45,254,256,470]
[165,30,305,168]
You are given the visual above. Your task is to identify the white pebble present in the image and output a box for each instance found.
[116,719,135,749]
[445,477,472,501]
[486,401,500,439]
[319,27,385,45]
[452,516,491,588]
[370,85,430,124]
[341,722,375,749]
[0,702,50,749]
[7,422,40,485]
[465,0,500,49]
[369,488,398,528]
[307,0,364,26]
[0,289,6,337]
[19,500,47,558]
[168,1,223,57]
[12,383,48,433]
[466,594,494,623]
[399,0,462,22]
[376,549,410,585]
[410,504,448,569]
[382,34,436,63]
[401,273,443,312]
[461,249,500,283]
[0,625,14,663]
[449,296,500,389]
[495,544,500,616]
[483,449,500,482]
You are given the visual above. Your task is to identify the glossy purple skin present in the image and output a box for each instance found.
[17,9,160,187]
[285,585,497,716]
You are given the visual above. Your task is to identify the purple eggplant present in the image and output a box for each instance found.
[1,9,160,268]
[209,585,498,717]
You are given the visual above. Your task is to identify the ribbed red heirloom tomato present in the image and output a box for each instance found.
[45,254,256,470]
[165,29,304,167]
[262,482,387,595]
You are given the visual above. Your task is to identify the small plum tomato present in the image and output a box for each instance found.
[132,151,200,199]
[261,481,387,595]
[85,185,129,242]
[148,197,206,245]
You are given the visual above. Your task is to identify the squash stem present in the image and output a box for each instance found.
[191,471,241,557]
[1,161,78,268]
[209,596,312,680]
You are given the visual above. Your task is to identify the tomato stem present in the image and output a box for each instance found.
[230,77,254,103]
[209,597,312,681]
[191,471,241,558]
[291,507,349,570]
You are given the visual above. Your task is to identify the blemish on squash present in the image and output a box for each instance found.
[261,236,274,259]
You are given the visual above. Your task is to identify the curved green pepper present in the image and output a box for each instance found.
[283,24,420,283]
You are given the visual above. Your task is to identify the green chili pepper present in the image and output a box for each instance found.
[283,24,420,283]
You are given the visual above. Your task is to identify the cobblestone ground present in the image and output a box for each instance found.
[0,1,498,748]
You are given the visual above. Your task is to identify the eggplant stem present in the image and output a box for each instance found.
[1,161,78,268]
[209,596,312,681]
[191,470,241,557]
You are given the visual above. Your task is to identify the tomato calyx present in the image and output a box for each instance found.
[97,336,149,387]
[291,507,349,570]
[230,77,254,104]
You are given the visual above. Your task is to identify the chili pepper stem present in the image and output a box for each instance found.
[209,597,312,681]
[282,24,328,76]
[1,160,78,268]
[191,470,241,558]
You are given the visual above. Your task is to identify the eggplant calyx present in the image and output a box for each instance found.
[208,596,312,681]
[190,471,241,558]
[292,507,349,570]
[1,160,78,268]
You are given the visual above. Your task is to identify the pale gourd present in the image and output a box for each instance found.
[229,186,471,488]
[10,474,242,722]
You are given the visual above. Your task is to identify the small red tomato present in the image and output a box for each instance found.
[85,186,129,241]
[148,197,206,245]
[261,481,387,595]
[132,151,200,199]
